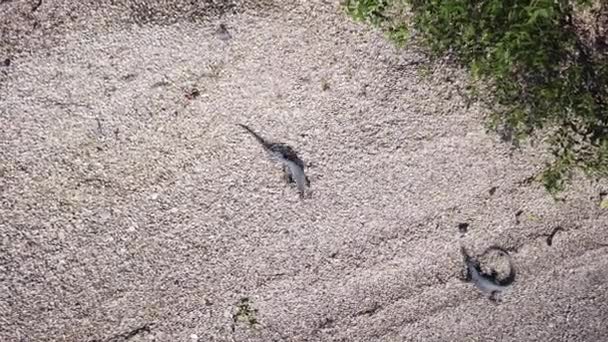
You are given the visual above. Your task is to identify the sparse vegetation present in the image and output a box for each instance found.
[344,0,608,194]
[233,297,258,329]
[321,79,331,91]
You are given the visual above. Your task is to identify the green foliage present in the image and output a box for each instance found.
[343,0,411,45]
[387,23,410,46]
[345,0,608,194]
[344,0,390,25]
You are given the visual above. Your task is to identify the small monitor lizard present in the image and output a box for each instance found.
[238,124,310,198]
[461,246,516,300]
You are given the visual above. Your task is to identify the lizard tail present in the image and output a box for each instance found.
[238,124,267,147]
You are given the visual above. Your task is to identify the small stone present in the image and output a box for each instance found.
[216,23,231,41]
[515,210,524,224]
[458,223,469,233]
[185,88,200,99]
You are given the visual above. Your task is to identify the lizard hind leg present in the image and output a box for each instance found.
[460,267,472,282]
[285,165,310,187]
[282,165,295,184]
[283,163,310,187]
[489,291,502,303]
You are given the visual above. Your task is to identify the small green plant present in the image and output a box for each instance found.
[345,0,608,194]
[601,197,608,209]
[233,297,258,328]
[387,23,410,46]
[344,0,411,45]
[321,79,331,91]
[344,0,390,26]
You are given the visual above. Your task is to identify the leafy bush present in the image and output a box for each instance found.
[344,0,608,194]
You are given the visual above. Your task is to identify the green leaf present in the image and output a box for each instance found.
[527,9,549,25]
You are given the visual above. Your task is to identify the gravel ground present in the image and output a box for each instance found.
[1,1,607,341]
